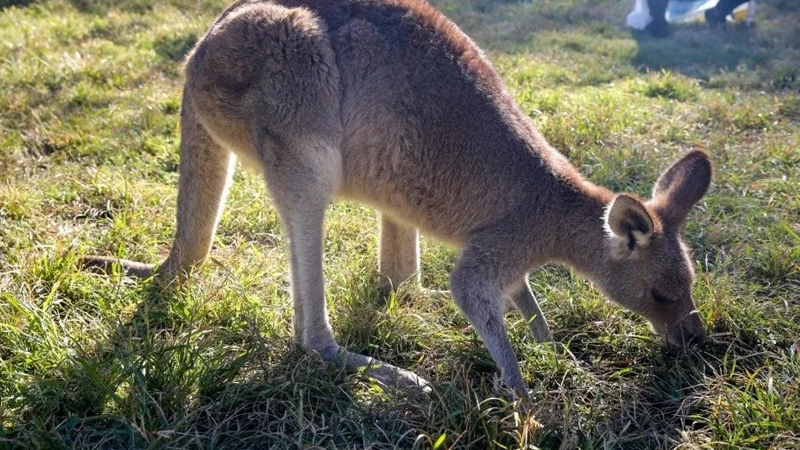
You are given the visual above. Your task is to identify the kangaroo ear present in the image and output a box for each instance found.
[605,194,655,253]
[650,150,712,227]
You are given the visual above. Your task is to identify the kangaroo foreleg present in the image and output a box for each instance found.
[451,246,530,399]
[509,275,552,342]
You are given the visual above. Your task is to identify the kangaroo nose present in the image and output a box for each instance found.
[666,317,705,349]
[666,331,704,349]
[667,327,706,350]
[687,333,705,346]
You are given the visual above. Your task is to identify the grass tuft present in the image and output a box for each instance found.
[639,70,698,101]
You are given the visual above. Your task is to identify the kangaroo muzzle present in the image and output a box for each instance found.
[665,310,705,349]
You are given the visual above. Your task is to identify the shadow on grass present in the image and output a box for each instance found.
[0,270,780,449]
[538,295,777,448]
[0,0,35,10]
[434,0,799,92]
[624,1,799,90]
[563,339,769,448]
[631,25,753,74]
[0,281,437,449]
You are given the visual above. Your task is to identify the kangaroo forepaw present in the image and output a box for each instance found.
[530,321,553,343]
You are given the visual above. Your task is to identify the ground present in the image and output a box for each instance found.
[0,0,798,449]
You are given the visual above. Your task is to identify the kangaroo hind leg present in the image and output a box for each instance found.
[263,138,428,392]
[81,93,235,283]
[378,214,420,292]
[226,3,429,392]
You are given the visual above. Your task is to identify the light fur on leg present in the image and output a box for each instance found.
[378,214,420,292]
[509,276,552,342]
[278,194,337,349]
[81,94,235,285]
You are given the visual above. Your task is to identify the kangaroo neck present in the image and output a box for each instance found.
[528,155,615,277]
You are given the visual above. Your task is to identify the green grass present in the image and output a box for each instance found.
[1,0,799,448]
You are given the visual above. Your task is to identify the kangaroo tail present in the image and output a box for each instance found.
[79,256,157,279]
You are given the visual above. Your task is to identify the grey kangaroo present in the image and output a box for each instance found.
[83,0,712,398]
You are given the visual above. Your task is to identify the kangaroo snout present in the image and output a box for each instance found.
[665,311,705,349]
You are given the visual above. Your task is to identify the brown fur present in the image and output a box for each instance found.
[82,0,712,398]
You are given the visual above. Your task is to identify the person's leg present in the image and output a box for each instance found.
[715,0,750,17]
[706,0,750,26]
[646,0,670,37]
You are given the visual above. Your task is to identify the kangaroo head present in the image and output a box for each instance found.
[598,151,712,349]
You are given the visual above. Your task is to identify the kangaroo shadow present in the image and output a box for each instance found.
[584,336,769,448]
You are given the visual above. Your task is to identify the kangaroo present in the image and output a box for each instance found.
[82,0,711,398]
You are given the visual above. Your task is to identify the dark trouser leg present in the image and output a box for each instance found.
[646,0,670,37]
[714,0,749,17]
[707,0,750,26]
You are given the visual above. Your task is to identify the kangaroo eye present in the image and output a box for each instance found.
[652,290,672,304]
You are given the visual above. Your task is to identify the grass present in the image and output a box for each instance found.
[1,0,799,448]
